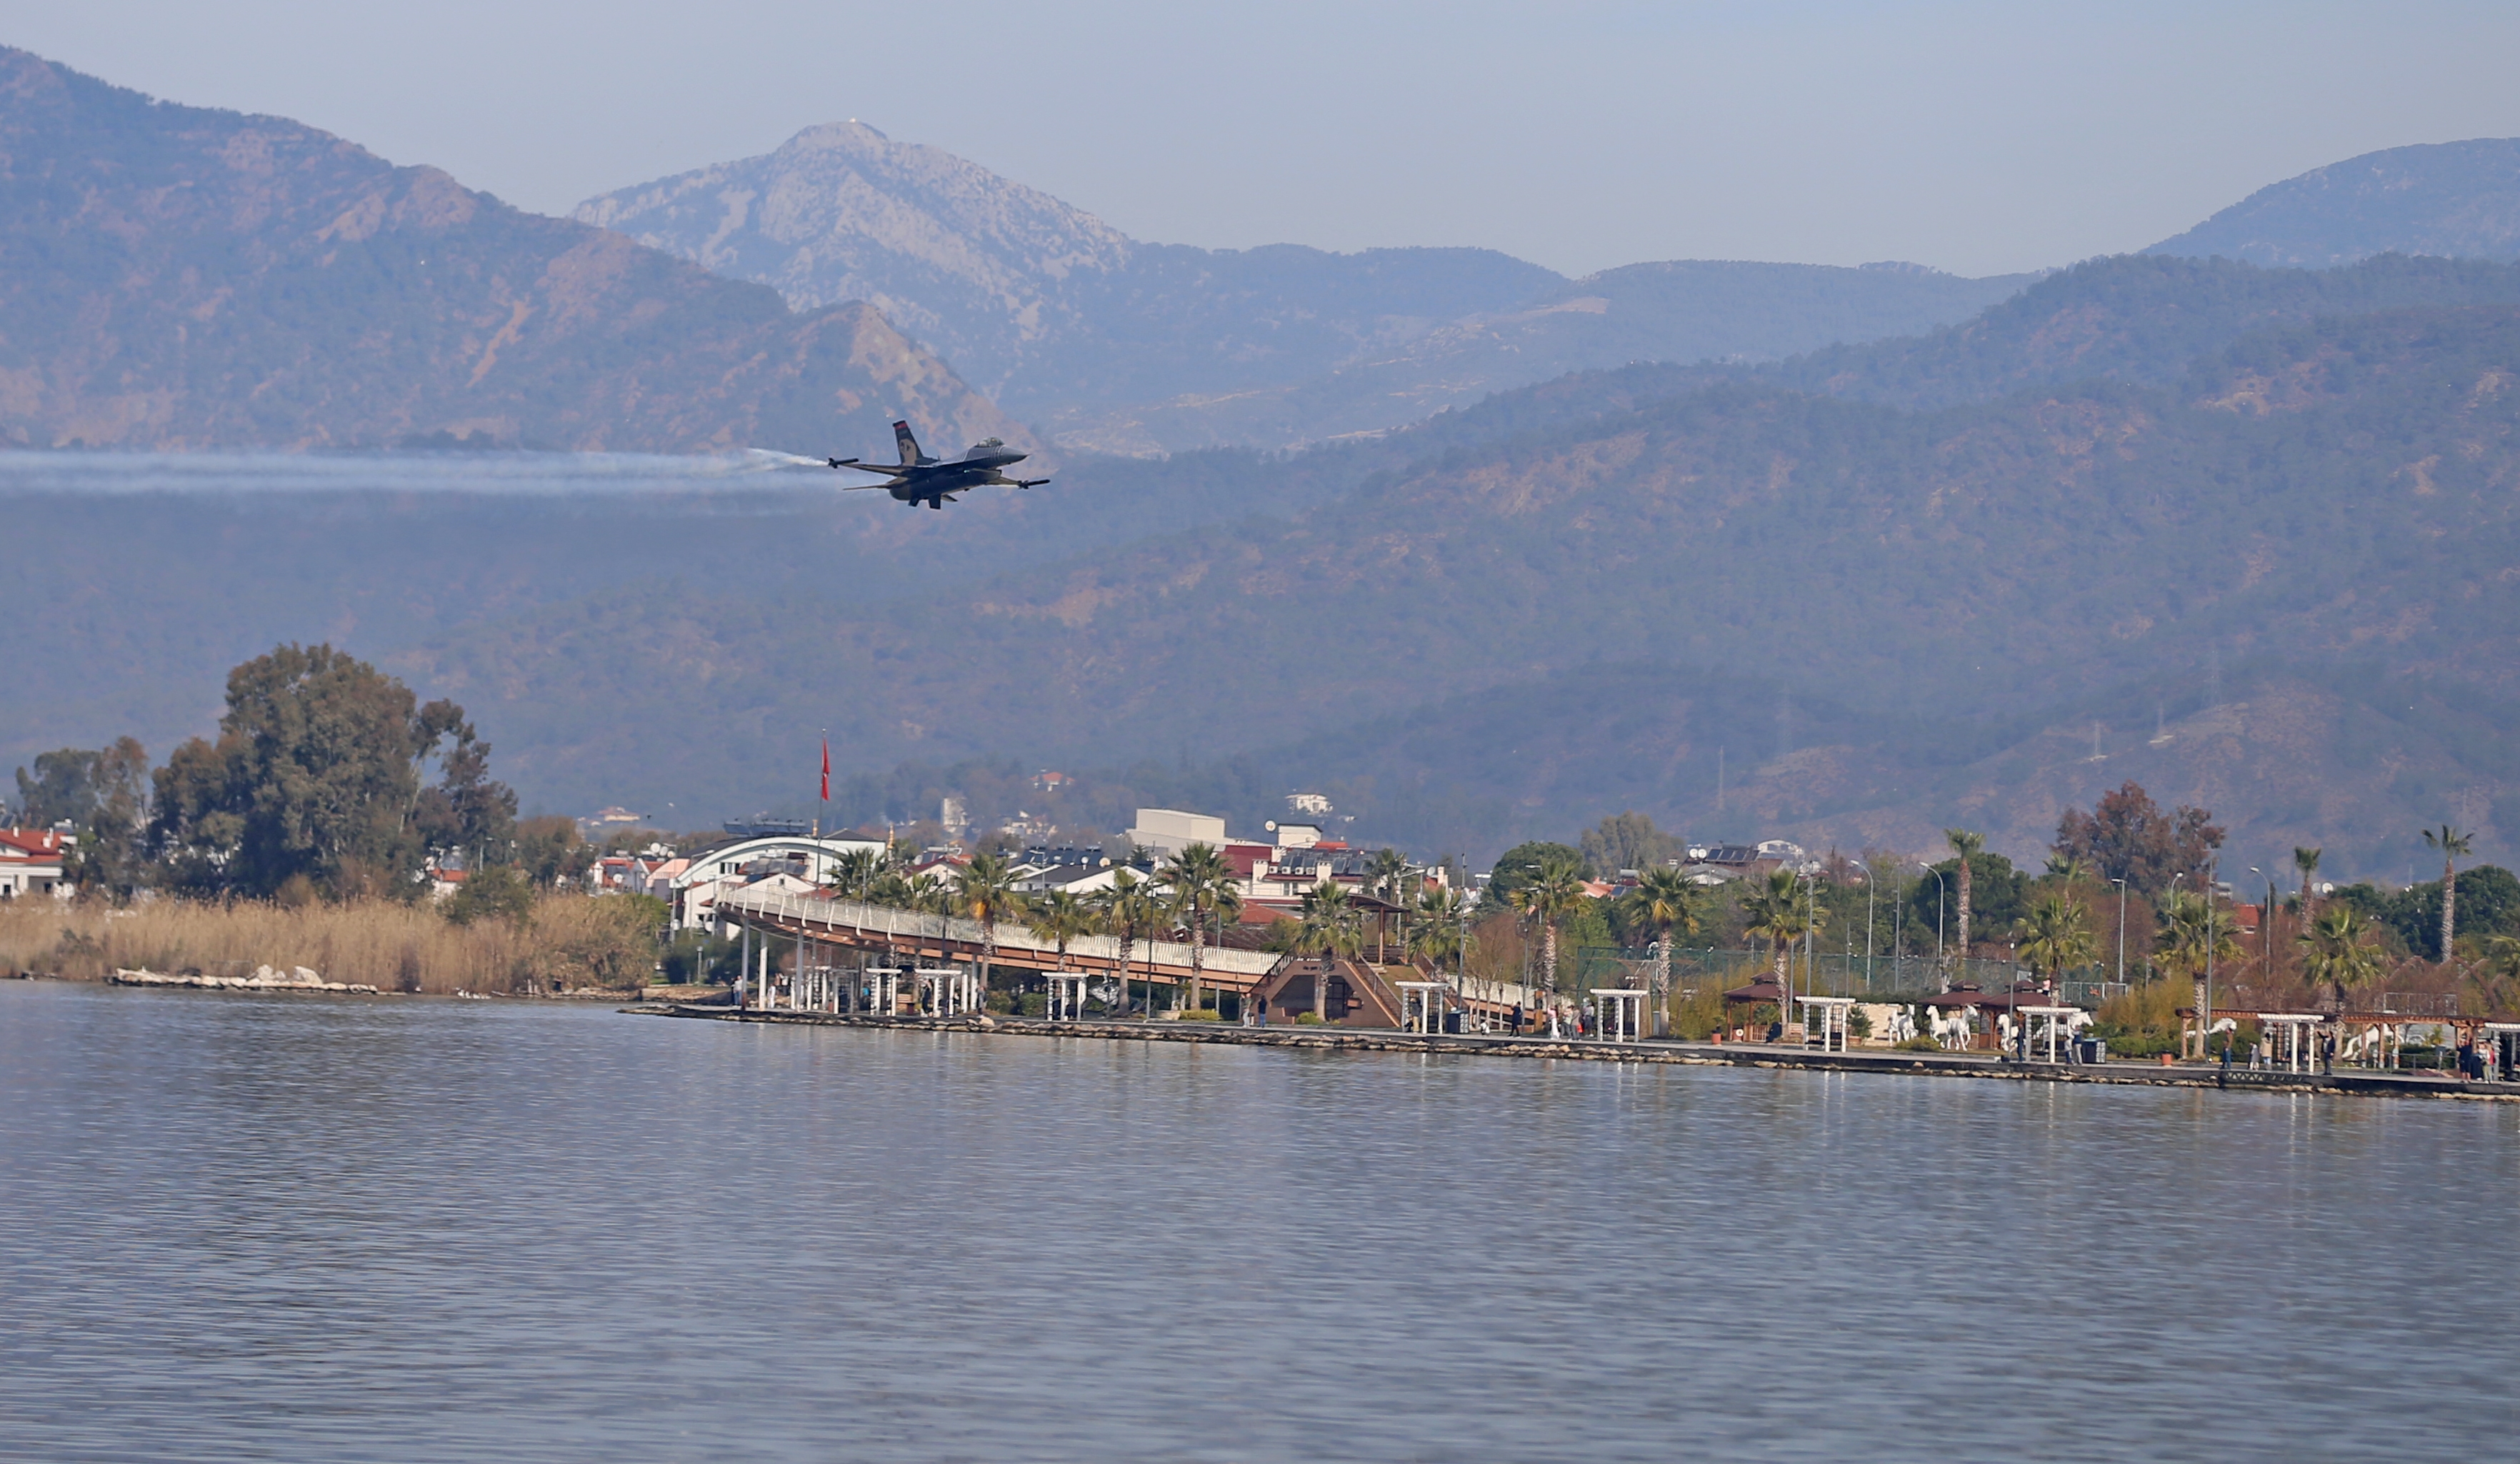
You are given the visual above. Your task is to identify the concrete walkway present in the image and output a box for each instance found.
[628,1004,2520,1103]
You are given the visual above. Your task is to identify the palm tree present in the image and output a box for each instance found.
[1508,853,1588,1005]
[1409,886,1471,976]
[2041,852,2088,883]
[834,846,881,902]
[1366,847,1411,961]
[906,871,951,951]
[1740,868,1817,988]
[2292,846,2322,911]
[1944,828,1984,962]
[1028,889,1095,1016]
[1093,868,1160,1017]
[1296,879,1364,1019]
[2011,892,2096,983]
[2157,887,2241,1052]
[958,851,1026,1002]
[1159,842,1233,1014]
[1029,888,1094,966]
[866,868,914,965]
[2421,824,2473,964]
[2299,904,2381,1014]
[1618,866,1699,1027]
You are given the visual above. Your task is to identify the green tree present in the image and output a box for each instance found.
[2011,892,2096,982]
[1741,868,1819,987]
[1944,828,1984,958]
[1027,889,1096,973]
[1159,841,1233,1012]
[443,865,535,926]
[957,850,1026,998]
[2299,904,2383,1013]
[1579,812,1679,876]
[516,815,591,889]
[1485,840,1586,908]
[1508,853,1587,1002]
[2292,846,2322,908]
[149,644,510,900]
[1617,866,1699,1019]
[2156,887,2243,1048]
[1094,868,1161,1017]
[1409,885,1473,973]
[1295,878,1364,1019]
[2421,824,2473,966]
[12,738,151,898]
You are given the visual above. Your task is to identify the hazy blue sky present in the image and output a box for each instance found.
[8,1,2519,277]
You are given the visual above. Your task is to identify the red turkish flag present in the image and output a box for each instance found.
[820,738,831,801]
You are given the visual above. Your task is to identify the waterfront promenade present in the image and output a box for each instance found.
[634,1002,2520,1102]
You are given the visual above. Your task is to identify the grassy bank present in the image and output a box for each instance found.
[0,896,661,995]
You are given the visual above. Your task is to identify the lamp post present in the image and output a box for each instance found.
[1932,869,1949,993]
[2111,876,2128,996]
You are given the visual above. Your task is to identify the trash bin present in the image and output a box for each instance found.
[2076,1038,2104,1064]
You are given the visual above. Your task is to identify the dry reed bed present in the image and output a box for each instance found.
[0,896,659,995]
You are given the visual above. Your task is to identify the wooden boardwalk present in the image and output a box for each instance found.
[629,1003,2520,1103]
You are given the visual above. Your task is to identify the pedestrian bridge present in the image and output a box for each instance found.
[714,886,1287,992]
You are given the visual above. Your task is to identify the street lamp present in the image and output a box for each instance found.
[1931,868,1949,992]
[2110,876,2128,994]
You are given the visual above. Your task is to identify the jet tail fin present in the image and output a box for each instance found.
[893,419,933,466]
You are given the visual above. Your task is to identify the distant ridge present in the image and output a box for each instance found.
[0,51,1021,453]
[2146,139,2520,267]
[579,126,2034,449]
[576,122,1559,417]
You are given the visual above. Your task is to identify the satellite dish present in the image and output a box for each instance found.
[1264,820,1278,832]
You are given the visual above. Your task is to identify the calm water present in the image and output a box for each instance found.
[4,982,2515,1463]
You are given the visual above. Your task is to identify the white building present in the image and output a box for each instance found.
[0,828,71,900]
[1126,808,1226,857]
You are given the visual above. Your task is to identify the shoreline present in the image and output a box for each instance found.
[628,1003,2520,1103]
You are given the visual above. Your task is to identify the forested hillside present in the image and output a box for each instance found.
[0,50,1014,451]
[2146,138,2520,267]
[363,299,2520,873]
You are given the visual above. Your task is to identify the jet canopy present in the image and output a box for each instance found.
[963,438,1006,459]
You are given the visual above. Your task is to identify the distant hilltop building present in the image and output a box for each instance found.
[578,806,647,837]
[940,796,970,838]
[1286,791,1333,816]
[1031,771,1069,794]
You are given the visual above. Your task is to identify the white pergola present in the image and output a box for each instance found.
[1394,981,1452,1035]
[917,966,981,1016]
[1796,996,1856,1053]
[2016,1005,2084,1063]
[2481,1023,2520,1082]
[862,966,906,1016]
[1591,988,1649,1044]
[1046,971,1095,1020]
[2255,1013,2330,1074]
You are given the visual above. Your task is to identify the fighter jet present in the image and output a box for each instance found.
[826,420,1048,509]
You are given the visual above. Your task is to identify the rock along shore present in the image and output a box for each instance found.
[628,1004,2520,1103]
[110,966,380,994]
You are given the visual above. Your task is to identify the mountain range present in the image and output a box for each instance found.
[0,49,1018,454]
[576,121,2035,451]
[7,41,2520,881]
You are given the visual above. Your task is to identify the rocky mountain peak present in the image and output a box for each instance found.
[575,121,1131,392]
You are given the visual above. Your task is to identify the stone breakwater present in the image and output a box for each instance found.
[631,1004,2520,1103]
[110,966,381,994]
